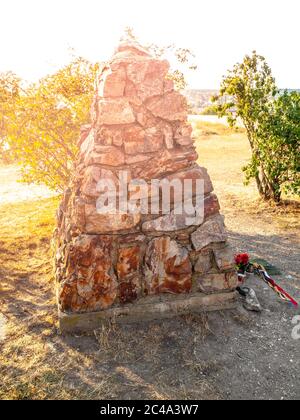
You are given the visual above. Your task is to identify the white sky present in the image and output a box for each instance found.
[0,0,299,88]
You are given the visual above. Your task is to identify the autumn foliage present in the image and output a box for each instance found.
[0,58,98,191]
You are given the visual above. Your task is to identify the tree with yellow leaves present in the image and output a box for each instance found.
[1,58,98,191]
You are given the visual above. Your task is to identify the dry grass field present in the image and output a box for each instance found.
[0,122,299,400]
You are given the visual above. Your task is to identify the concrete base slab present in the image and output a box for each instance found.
[59,291,238,334]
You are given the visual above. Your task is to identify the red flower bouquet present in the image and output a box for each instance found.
[235,253,250,270]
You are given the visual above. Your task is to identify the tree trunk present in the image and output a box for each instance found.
[245,128,281,203]
[255,174,265,197]
[257,167,281,202]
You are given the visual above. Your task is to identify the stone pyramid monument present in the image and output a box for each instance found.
[54,39,238,332]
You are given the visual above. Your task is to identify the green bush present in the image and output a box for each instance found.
[213,51,300,202]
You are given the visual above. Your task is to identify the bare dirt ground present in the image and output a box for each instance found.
[0,122,299,400]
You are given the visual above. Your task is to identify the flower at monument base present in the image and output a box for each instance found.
[235,253,250,271]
